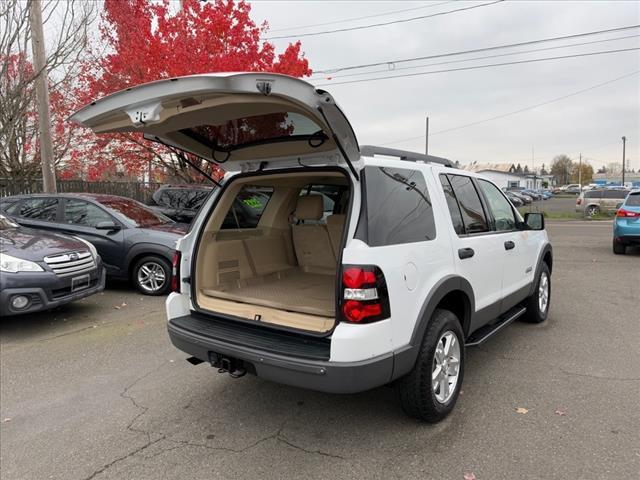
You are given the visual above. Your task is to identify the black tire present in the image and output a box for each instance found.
[132,255,172,296]
[398,309,465,423]
[613,240,626,255]
[521,263,551,323]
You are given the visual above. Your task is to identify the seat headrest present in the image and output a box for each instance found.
[296,195,323,221]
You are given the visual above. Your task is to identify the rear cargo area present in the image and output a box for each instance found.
[195,171,350,333]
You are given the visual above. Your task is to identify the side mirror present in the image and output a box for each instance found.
[95,221,121,231]
[524,212,545,231]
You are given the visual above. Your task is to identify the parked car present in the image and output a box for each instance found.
[613,190,640,254]
[575,189,629,216]
[504,191,524,207]
[71,71,553,423]
[148,184,215,223]
[0,214,105,316]
[508,190,533,204]
[1,194,187,295]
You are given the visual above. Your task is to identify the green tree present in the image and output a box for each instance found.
[550,154,573,185]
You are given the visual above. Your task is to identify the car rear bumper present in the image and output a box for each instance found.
[167,314,394,394]
[0,266,106,316]
[614,234,640,246]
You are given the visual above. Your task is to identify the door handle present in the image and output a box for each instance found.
[458,248,474,259]
[504,240,515,250]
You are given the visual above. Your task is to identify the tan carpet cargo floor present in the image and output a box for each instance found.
[201,269,335,318]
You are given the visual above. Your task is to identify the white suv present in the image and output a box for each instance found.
[72,73,553,422]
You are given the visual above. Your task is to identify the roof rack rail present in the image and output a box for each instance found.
[360,145,455,168]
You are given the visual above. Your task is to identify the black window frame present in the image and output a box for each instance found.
[442,174,492,237]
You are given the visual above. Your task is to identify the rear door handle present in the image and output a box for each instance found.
[504,241,515,250]
[458,248,474,259]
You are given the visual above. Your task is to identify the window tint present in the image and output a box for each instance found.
[478,180,517,231]
[447,175,489,234]
[15,198,58,221]
[439,174,465,235]
[154,188,211,210]
[64,199,113,227]
[221,186,274,229]
[362,166,435,246]
[585,191,602,199]
[625,192,640,206]
[603,190,628,199]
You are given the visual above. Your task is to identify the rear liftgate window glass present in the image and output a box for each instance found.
[221,186,274,229]
[363,166,436,246]
[445,175,489,234]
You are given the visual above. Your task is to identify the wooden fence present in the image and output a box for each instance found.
[0,179,163,204]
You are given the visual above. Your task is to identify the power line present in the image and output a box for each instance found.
[381,71,640,147]
[312,24,640,74]
[314,34,640,80]
[263,0,505,40]
[315,47,640,86]
[268,1,455,33]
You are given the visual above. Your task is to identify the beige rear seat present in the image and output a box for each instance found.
[292,195,336,272]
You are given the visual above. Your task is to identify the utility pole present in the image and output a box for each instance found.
[425,116,429,155]
[28,0,57,193]
[578,153,582,188]
[621,136,626,187]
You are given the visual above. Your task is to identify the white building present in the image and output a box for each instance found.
[461,162,552,190]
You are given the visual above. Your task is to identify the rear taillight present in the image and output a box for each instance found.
[339,265,390,324]
[616,208,640,218]
[171,251,181,293]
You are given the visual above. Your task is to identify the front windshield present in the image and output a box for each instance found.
[100,198,173,227]
[0,215,19,230]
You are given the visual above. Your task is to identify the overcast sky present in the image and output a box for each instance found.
[249,0,640,171]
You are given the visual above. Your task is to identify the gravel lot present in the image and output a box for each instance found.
[1,222,638,480]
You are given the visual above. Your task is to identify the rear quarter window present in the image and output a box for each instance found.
[221,186,274,229]
[359,166,436,246]
[625,192,640,206]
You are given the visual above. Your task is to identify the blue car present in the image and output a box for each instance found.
[613,190,640,254]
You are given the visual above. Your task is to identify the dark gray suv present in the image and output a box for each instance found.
[1,194,187,295]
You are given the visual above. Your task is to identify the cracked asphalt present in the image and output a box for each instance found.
[1,222,639,480]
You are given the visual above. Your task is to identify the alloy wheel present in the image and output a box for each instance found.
[538,271,549,313]
[137,261,167,293]
[432,331,461,404]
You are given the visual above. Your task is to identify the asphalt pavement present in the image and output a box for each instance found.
[1,222,638,480]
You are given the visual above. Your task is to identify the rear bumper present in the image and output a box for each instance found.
[614,234,640,246]
[167,314,394,394]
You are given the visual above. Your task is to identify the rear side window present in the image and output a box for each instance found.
[625,192,640,206]
[446,175,489,234]
[221,186,274,229]
[439,174,465,235]
[604,190,628,199]
[14,198,59,221]
[585,191,602,199]
[361,166,436,246]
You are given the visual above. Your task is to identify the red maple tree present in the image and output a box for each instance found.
[64,0,311,181]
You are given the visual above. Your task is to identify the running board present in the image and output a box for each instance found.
[465,306,527,347]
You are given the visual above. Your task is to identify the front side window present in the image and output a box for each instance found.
[446,175,489,234]
[478,180,517,231]
[15,198,58,222]
[221,186,274,229]
[64,199,113,227]
[362,166,436,246]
